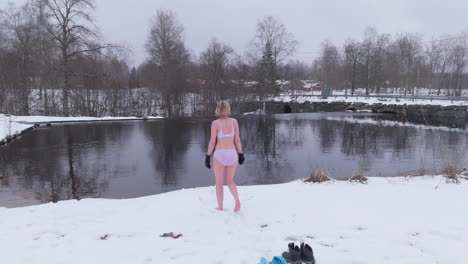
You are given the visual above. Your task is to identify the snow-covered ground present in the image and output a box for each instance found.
[287,87,468,97]
[332,88,468,97]
[0,115,33,143]
[0,114,163,143]
[0,176,466,264]
[273,94,468,106]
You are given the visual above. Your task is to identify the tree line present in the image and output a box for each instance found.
[0,0,130,116]
[0,0,467,118]
[313,27,468,97]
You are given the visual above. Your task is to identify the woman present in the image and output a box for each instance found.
[205,100,245,212]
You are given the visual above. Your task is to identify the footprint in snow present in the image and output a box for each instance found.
[319,242,335,248]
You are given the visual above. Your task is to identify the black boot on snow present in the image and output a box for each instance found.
[300,243,316,264]
[282,244,301,263]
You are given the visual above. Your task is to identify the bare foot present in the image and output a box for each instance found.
[215,207,223,211]
[234,201,241,213]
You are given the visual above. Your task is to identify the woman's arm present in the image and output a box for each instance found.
[234,119,243,153]
[207,121,217,155]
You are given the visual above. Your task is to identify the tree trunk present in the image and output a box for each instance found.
[63,48,70,116]
[44,87,49,115]
[365,62,370,95]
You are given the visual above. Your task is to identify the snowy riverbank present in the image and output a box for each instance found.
[1,176,467,264]
[273,94,468,106]
[0,114,164,143]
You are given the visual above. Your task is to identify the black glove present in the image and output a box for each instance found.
[238,153,245,165]
[205,154,211,169]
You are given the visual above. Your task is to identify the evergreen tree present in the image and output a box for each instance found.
[258,41,278,98]
[129,67,140,88]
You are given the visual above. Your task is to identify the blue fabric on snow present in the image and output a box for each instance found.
[258,256,288,264]
[271,256,288,264]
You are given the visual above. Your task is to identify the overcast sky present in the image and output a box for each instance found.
[1,0,468,67]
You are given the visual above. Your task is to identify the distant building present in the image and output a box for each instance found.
[244,81,259,88]
[276,80,291,91]
[301,80,321,92]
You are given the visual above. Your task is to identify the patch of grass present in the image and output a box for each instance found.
[348,161,368,183]
[304,169,332,183]
[460,169,468,180]
[442,161,461,183]
[435,140,466,184]
[415,168,426,176]
[348,173,368,184]
[405,168,427,177]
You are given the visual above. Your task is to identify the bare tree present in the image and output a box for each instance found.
[316,40,341,90]
[1,2,40,115]
[42,0,110,116]
[425,40,441,95]
[145,9,189,118]
[383,40,401,94]
[33,0,56,112]
[451,34,467,96]
[359,27,378,95]
[225,57,255,111]
[200,38,233,114]
[343,39,361,96]
[395,33,422,95]
[371,32,391,94]
[438,36,453,96]
[248,16,298,65]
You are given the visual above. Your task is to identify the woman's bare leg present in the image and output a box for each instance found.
[225,162,240,212]
[213,158,225,210]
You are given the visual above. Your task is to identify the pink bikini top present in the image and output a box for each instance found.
[217,119,235,138]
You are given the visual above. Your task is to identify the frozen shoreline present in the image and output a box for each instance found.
[0,176,466,264]
[0,114,164,144]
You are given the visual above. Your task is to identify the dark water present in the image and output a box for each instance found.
[1,113,467,207]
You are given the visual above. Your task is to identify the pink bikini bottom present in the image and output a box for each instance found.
[213,149,238,166]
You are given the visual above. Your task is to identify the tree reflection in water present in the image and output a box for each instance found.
[142,120,192,186]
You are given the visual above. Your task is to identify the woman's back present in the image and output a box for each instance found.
[213,117,240,150]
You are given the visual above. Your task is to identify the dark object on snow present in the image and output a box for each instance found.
[205,154,211,169]
[160,232,182,239]
[238,153,245,165]
[281,243,301,262]
[300,242,316,264]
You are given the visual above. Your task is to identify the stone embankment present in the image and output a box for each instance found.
[236,101,468,126]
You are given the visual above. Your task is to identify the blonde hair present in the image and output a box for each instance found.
[215,100,231,117]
